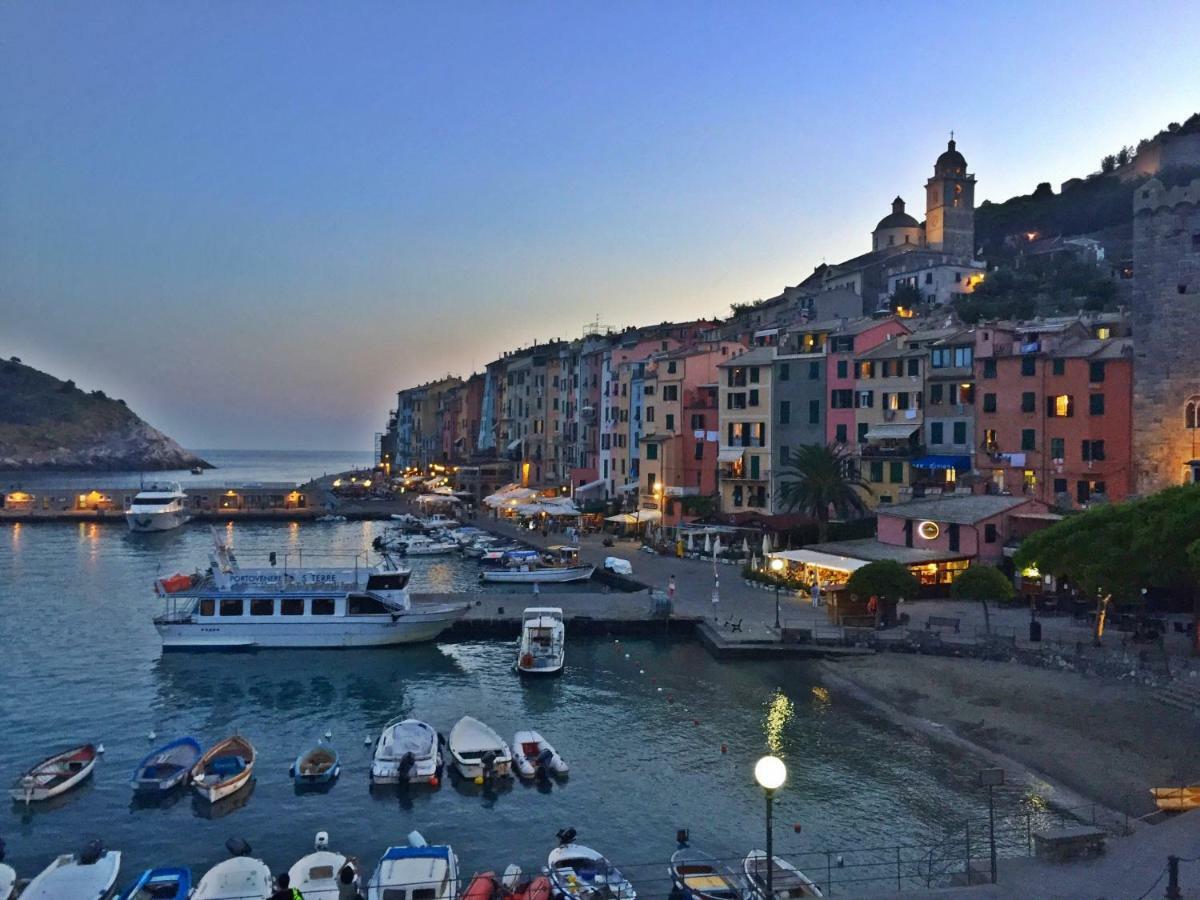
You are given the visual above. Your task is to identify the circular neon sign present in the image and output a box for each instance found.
[917,520,940,540]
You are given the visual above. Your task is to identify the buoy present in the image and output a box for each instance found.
[656,687,662,692]
[693,719,700,726]
[614,639,620,644]
[639,669,645,675]
[324,729,332,740]
[474,775,484,785]
[96,743,105,754]
[147,730,156,742]
[793,823,802,834]
[624,653,630,659]
[430,776,439,788]
[364,735,372,745]
[721,744,727,754]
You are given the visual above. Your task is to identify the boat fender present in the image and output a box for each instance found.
[226,837,252,858]
[79,839,104,865]
[429,775,439,788]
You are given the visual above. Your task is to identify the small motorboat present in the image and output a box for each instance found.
[1151,785,1200,811]
[190,735,255,804]
[10,743,97,804]
[515,608,565,675]
[371,717,442,784]
[366,831,458,900]
[191,853,272,900]
[0,863,15,900]
[289,832,360,900]
[547,831,636,899]
[461,867,551,900]
[119,866,192,899]
[190,466,204,475]
[131,737,203,796]
[21,840,120,900]
[291,745,340,785]
[315,514,347,523]
[670,848,749,899]
[512,731,568,780]
[447,716,513,781]
[743,851,823,897]
[481,561,595,584]
[377,534,459,555]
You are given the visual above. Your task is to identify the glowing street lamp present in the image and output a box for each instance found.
[754,755,787,898]
[769,556,785,629]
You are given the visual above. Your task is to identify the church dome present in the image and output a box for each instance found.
[936,138,967,172]
[874,196,919,232]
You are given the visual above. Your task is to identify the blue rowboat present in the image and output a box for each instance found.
[119,866,191,899]
[130,737,203,795]
[290,745,340,785]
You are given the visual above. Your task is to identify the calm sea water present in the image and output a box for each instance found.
[0,453,1037,893]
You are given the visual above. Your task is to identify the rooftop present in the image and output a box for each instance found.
[878,494,1035,525]
[717,346,777,368]
[806,538,969,565]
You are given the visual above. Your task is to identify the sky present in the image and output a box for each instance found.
[2,2,1197,452]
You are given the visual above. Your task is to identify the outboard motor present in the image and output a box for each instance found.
[535,748,555,780]
[481,750,497,781]
[226,837,253,858]
[0,836,6,862]
[397,752,416,780]
[556,827,577,846]
[78,839,104,865]
[676,829,690,848]
[314,831,330,851]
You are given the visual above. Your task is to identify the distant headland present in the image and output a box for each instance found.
[0,356,210,472]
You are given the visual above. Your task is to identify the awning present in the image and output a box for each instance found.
[911,455,971,471]
[616,482,639,494]
[718,447,745,463]
[506,438,523,451]
[574,478,605,495]
[767,549,869,574]
[605,510,662,525]
[864,423,920,440]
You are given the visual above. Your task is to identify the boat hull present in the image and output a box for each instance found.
[21,851,121,900]
[156,604,467,650]
[481,565,594,584]
[126,508,191,532]
[10,744,97,804]
[131,737,203,795]
[190,736,255,805]
[292,747,340,785]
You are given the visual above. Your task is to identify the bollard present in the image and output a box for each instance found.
[896,845,902,891]
[825,851,832,897]
[1166,855,1181,900]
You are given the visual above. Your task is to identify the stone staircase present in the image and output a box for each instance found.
[1154,676,1200,715]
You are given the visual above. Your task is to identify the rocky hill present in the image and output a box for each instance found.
[0,356,210,471]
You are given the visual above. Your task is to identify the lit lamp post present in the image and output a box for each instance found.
[755,755,787,898]
[769,557,784,629]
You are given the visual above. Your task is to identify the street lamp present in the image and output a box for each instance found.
[769,557,785,629]
[755,755,787,898]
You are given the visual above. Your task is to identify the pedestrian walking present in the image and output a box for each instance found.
[668,575,676,602]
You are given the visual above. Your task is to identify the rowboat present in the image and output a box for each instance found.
[190,735,256,804]
[670,847,750,899]
[291,745,340,785]
[547,832,636,900]
[289,832,360,900]
[21,842,121,900]
[191,856,272,899]
[447,716,513,781]
[130,737,203,795]
[743,850,823,897]
[371,717,442,784]
[119,867,192,899]
[1151,785,1200,811]
[512,730,568,780]
[10,743,97,805]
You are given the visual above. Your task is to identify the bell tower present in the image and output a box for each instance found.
[925,136,976,259]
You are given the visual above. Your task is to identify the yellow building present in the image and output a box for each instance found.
[716,346,776,514]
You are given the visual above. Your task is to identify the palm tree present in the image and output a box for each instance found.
[775,443,872,543]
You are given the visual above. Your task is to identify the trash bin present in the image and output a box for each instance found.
[1029,619,1042,642]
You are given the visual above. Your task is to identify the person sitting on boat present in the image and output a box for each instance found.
[338,864,363,900]
[271,873,304,900]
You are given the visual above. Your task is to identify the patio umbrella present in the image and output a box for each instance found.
[686,532,694,551]
[741,536,750,555]
[703,533,712,554]
[762,533,771,555]
[750,553,759,571]
[713,535,723,558]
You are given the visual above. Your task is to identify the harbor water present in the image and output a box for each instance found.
[1,464,1045,893]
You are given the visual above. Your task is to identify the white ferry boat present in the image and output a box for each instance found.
[125,481,191,532]
[152,535,468,650]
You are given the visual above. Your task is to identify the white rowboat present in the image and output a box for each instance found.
[447,716,512,780]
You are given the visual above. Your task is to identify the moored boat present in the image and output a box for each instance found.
[512,731,568,780]
[481,564,594,584]
[743,851,823,897]
[118,866,192,899]
[670,848,749,899]
[516,607,565,675]
[0,863,14,900]
[547,831,635,900]
[21,841,120,900]
[125,482,191,533]
[191,854,272,900]
[10,743,97,805]
[461,867,551,900]
[366,831,458,900]
[1151,785,1200,811]
[447,716,513,781]
[130,737,203,795]
[371,718,442,784]
[190,736,255,804]
[288,832,360,900]
[291,745,340,785]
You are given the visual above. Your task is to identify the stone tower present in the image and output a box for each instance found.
[1132,177,1200,493]
[925,138,976,259]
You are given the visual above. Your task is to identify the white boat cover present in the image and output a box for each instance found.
[383,721,435,757]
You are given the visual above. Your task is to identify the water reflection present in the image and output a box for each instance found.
[764,689,795,755]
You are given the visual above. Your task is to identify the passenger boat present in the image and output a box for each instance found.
[130,736,203,795]
[291,745,340,785]
[10,743,97,804]
[512,731,568,780]
[190,736,255,804]
[366,831,459,900]
[288,832,360,900]
[119,867,192,900]
[125,482,191,532]
[191,856,272,900]
[743,851,823,897]
[152,536,467,650]
[447,716,513,781]
[670,848,750,899]
[547,832,636,899]
[21,841,121,900]
[371,718,442,784]
[460,868,551,900]
[1151,785,1200,811]
[0,863,14,900]
[480,562,594,584]
[516,607,565,675]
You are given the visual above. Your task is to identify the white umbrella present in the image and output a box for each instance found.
[741,536,750,555]
[686,532,694,551]
[750,553,759,571]
[713,535,723,558]
[703,533,712,554]
[762,533,771,555]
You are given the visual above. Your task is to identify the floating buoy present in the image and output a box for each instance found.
[624,653,630,659]
[639,669,645,675]
[324,729,332,740]
[430,776,439,788]
[793,823,802,834]
[474,775,484,785]
[693,719,700,726]
[96,743,105,754]
[364,735,372,745]
[614,639,620,644]
[656,687,662,692]
[147,730,156,742]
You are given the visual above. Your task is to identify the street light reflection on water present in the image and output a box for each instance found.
[764,689,795,754]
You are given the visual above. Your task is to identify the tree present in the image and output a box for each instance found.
[888,283,923,312]
[775,444,871,542]
[846,560,919,602]
[1116,146,1131,166]
[950,565,1015,634]
[1100,154,1117,173]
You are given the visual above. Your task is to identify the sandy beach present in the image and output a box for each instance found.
[821,653,1200,819]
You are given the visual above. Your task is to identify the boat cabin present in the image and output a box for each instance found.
[545,545,580,564]
[188,593,399,620]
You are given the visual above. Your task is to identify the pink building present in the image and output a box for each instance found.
[826,318,910,445]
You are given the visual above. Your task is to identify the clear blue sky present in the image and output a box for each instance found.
[2,1,1196,451]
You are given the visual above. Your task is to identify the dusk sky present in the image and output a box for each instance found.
[2,2,1197,451]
